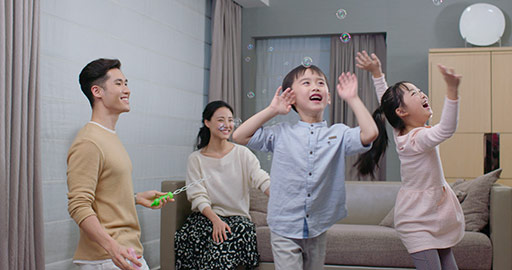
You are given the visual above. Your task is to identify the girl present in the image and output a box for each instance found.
[355,51,464,270]
[175,100,270,270]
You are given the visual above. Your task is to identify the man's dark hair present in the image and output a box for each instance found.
[78,58,121,107]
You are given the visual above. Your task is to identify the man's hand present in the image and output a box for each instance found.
[136,190,174,209]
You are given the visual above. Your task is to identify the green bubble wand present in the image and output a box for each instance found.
[151,176,210,207]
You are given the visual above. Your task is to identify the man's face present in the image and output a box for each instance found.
[95,68,130,113]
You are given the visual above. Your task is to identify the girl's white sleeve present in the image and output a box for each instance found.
[410,97,459,152]
[372,75,388,105]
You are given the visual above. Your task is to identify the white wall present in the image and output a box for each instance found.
[40,0,211,269]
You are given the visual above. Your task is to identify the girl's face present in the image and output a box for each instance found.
[205,107,234,140]
[397,83,432,127]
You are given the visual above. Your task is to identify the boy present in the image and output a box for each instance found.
[67,58,172,270]
[233,65,378,269]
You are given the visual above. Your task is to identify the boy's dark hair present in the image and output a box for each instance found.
[79,58,121,107]
[281,64,329,112]
[196,100,234,150]
[354,81,410,177]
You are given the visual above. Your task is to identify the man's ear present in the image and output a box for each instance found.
[91,85,103,99]
[395,107,408,117]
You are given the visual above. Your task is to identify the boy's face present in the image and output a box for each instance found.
[291,69,330,116]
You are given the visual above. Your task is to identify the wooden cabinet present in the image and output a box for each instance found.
[429,47,512,186]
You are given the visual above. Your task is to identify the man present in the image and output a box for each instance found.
[67,58,172,270]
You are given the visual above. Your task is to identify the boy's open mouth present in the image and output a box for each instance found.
[310,94,322,101]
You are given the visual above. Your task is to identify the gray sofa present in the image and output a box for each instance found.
[160,180,512,270]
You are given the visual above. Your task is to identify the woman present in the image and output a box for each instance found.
[175,100,270,270]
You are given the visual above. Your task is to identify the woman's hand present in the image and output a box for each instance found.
[211,218,231,243]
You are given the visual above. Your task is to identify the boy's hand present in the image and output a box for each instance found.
[269,86,295,115]
[356,50,382,78]
[337,72,359,101]
[437,64,461,100]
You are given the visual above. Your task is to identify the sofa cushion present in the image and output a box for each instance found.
[379,168,502,232]
[256,224,491,269]
[250,187,269,226]
[452,168,502,231]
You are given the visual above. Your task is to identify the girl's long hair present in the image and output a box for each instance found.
[354,81,410,177]
[196,100,234,150]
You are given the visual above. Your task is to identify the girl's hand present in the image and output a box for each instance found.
[269,86,295,115]
[337,72,359,101]
[438,64,461,100]
[356,51,382,77]
[438,64,461,88]
[211,218,231,243]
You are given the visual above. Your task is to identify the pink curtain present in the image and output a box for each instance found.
[329,33,387,181]
[209,0,242,117]
[0,0,44,269]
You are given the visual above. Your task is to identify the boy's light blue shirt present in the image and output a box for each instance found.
[247,120,371,239]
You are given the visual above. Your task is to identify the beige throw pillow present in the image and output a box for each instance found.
[451,168,502,231]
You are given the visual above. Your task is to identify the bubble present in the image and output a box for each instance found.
[262,89,267,94]
[247,91,255,99]
[234,118,243,127]
[268,47,274,52]
[267,154,272,161]
[335,9,347,20]
[302,56,313,67]
[218,123,227,131]
[432,0,443,6]
[340,32,351,43]
[244,57,251,62]
[284,61,289,66]
[247,44,254,50]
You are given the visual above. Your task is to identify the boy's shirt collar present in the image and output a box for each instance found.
[298,120,327,127]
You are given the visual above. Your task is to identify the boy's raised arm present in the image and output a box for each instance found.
[233,87,295,145]
[336,72,378,146]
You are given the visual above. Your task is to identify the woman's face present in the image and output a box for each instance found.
[205,107,234,140]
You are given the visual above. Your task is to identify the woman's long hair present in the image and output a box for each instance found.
[196,100,234,150]
[354,81,410,177]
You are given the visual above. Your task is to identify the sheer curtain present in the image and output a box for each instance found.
[0,0,44,269]
[329,33,387,181]
[248,36,331,171]
[209,0,242,117]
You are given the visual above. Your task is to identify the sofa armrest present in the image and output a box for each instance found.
[489,184,512,270]
[160,180,191,270]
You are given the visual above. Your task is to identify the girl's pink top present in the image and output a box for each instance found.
[373,76,464,253]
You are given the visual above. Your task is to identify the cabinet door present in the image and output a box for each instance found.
[429,53,491,133]
[492,52,512,133]
[439,133,484,179]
